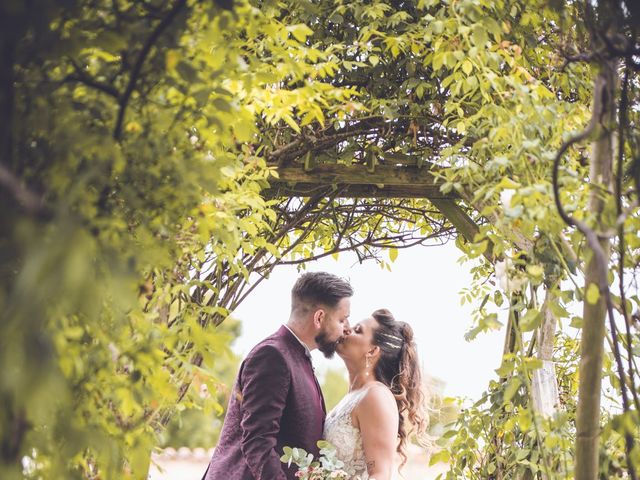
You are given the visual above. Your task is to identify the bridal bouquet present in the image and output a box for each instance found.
[281,440,353,480]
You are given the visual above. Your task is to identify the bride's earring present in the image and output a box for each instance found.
[365,356,370,376]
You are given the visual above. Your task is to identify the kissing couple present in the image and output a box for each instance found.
[202,272,427,480]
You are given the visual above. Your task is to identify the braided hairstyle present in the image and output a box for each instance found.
[371,308,427,466]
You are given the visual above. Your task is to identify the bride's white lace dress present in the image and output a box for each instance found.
[323,385,374,479]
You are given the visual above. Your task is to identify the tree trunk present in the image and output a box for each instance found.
[574,61,615,480]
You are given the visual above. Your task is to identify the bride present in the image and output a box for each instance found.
[324,308,428,480]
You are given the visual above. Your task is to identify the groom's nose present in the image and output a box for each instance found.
[343,323,352,335]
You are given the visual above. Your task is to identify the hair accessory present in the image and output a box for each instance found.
[380,332,403,342]
[384,341,401,349]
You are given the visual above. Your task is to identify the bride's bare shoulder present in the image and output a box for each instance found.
[352,382,398,434]
[359,382,397,414]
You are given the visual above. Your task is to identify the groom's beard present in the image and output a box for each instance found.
[315,331,340,359]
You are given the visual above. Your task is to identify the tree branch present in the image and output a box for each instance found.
[65,58,121,99]
[113,0,186,140]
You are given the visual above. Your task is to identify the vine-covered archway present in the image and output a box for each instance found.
[1,1,638,479]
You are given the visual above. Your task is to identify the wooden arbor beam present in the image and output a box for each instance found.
[265,164,452,199]
[265,163,495,263]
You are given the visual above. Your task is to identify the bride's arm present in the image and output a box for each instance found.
[353,385,399,480]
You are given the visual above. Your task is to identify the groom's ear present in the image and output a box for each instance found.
[313,308,324,328]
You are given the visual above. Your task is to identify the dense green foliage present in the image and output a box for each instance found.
[1,0,639,479]
[0,1,357,478]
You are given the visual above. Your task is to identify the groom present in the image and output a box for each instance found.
[202,272,353,480]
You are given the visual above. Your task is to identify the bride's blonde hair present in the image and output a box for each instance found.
[370,309,433,467]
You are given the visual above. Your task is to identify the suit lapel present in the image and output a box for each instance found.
[279,325,327,417]
[310,366,326,415]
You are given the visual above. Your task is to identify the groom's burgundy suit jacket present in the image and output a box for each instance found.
[203,326,326,480]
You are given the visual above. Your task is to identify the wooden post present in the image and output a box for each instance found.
[532,288,560,416]
[574,61,615,480]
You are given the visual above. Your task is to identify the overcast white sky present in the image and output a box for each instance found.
[230,240,506,401]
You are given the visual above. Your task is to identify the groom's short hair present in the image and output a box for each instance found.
[291,272,353,314]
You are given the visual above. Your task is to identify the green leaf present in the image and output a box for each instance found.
[282,114,301,133]
[586,283,600,305]
[192,88,212,107]
[519,309,541,332]
[429,449,451,465]
[495,356,515,377]
[212,97,230,112]
[497,177,521,189]
[433,52,444,70]
[471,25,489,46]
[503,376,522,403]
[516,448,531,461]
[288,24,314,42]
[549,300,570,319]
[517,410,532,431]
[176,61,198,82]
[570,316,583,328]
[526,264,544,278]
